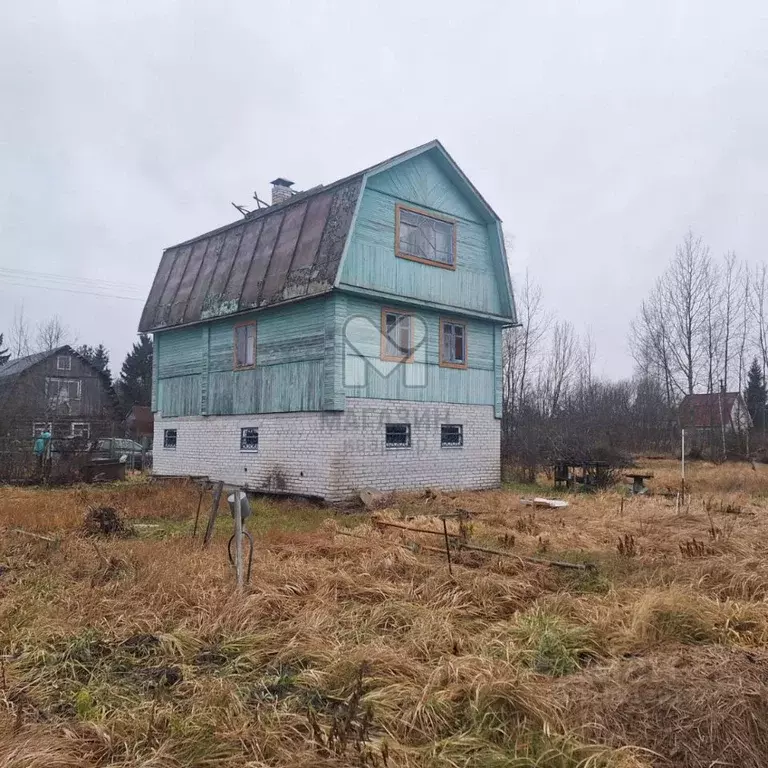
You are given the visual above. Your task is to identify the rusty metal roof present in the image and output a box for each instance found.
[139,175,363,332]
[139,139,509,332]
[678,392,742,428]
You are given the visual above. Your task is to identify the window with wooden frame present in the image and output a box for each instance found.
[441,424,463,447]
[381,310,414,362]
[56,355,72,371]
[163,429,177,449]
[70,422,90,438]
[234,322,256,370]
[45,377,82,402]
[385,423,411,448]
[440,319,467,368]
[396,204,456,269]
[240,427,259,452]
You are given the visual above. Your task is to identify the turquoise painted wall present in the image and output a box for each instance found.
[153,151,510,418]
[155,297,328,417]
[341,294,496,406]
[339,152,505,317]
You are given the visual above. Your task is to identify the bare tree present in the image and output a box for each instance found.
[631,231,713,398]
[502,270,548,427]
[751,263,768,377]
[35,316,69,353]
[630,292,676,406]
[719,251,745,391]
[703,258,723,393]
[539,320,577,418]
[8,306,33,358]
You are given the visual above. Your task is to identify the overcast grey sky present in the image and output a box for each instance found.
[1,1,766,378]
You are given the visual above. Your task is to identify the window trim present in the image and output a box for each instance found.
[395,203,457,270]
[240,427,259,452]
[233,321,257,371]
[385,422,412,449]
[380,307,415,363]
[163,429,178,449]
[32,422,50,437]
[56,355,72,371]
[441,424,464,448]
[70,422,90,438]
[45,377,82,400]
[439,318,469,369]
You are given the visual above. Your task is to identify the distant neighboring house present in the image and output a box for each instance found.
[126,405,153,443]
[678,391,752,442]
[0,345,121,443]
[139,140,517,499]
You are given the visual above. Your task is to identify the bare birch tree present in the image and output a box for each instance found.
[502,271,548,421]
[631,231,713,398]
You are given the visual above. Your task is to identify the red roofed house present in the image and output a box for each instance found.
[678,391,752,451]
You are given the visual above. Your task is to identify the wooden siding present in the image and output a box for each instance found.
[339,153,505,317]
[341,294,495,406]
[155,297,328,417]
[0,351,121,440]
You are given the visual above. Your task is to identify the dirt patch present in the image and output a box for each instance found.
[554,645,768,767]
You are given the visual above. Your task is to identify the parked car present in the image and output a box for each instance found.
[90,438,152,470]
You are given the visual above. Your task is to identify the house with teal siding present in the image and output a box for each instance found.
[138,140,516,499]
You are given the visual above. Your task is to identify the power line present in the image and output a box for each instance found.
[0,267,146,291]
[0,280,144,301]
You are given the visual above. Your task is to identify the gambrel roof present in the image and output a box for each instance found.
[139,140,514,332]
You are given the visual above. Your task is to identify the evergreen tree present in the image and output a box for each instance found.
[118,334,153,410]
[77,343,112,380]
[0,333,9,366]
[745,357,767,430]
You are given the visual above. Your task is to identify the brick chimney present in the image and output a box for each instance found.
[270,177,294,205]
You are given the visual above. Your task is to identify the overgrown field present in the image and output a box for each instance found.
[3,460,768,767]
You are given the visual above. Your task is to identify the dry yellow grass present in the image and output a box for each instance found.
[1,462,767,767]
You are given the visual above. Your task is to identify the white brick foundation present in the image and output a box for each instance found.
[153,399,500,501]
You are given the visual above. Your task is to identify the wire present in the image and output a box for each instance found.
[0,267,145,291]
[0,280,144,301]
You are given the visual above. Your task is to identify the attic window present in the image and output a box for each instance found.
[57,355,71,371]
[234,322,256,370]
[396,205,456,268]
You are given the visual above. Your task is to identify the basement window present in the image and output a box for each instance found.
[234,322,257,369]
[441,424,463,447]
[396,205,456,268]
[163,429,177,449]
[385,423,411,448]
[381,310,413,361]
[240,427,259,452]
[57,355,72,371]
[71,422,90,438]
[440,320,467,368]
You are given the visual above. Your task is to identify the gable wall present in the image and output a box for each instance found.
[0,353,120,440]
[339,152,505,317]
